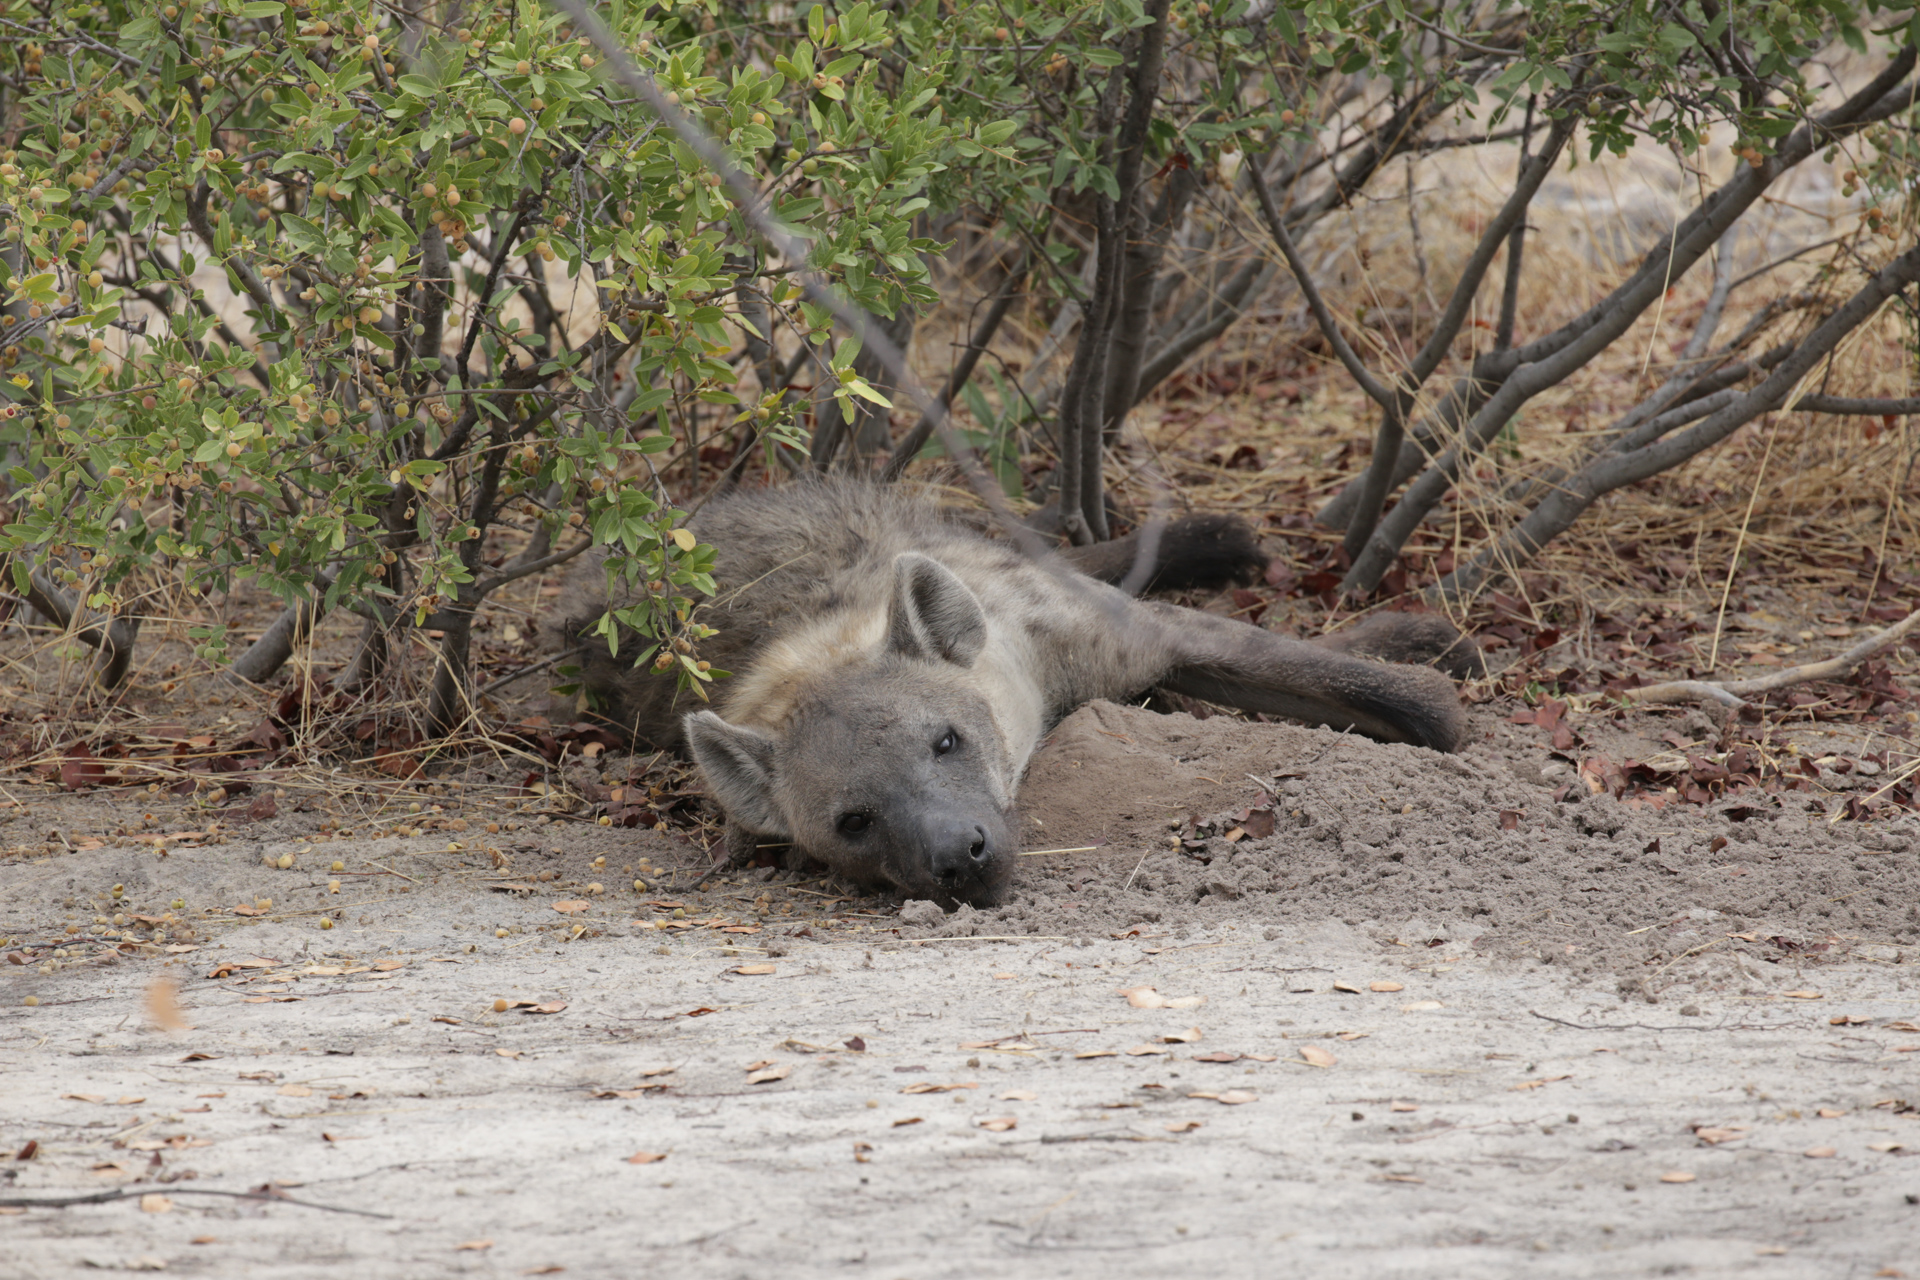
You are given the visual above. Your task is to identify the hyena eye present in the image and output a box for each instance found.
[934,730,957,756]
[838,812,871,836]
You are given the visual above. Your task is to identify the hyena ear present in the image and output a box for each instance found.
[682,711,787,836]
[887,553,987,666]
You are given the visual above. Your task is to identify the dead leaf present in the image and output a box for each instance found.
[551,900,591,914]
[1369,981,1405,993]
[1659,1171,1697,1184]
[978,1116,1017,1132]
[852,1142,874,1164]
[276,1084,313,1098]
[1165,1120,1203,1133]
[998,1090,1037,1101]
[1693,1126,1747,1145]
[746,1063,792,1085]
[1187,1091,1258,1105]
[455,1239,494,1251]
[891,1117,923,1127]
[1191,1051,1239,1063]
[1336,1031,1372,1042]
[730,964,776,976]
[62,1093,106,1104]
[1243,1053,1277,1063]
[1161,1027,1202,1044]
[1816,1107,1847,1118]
[1379,1174,1424,1184]
[144,979,190,1033]
[496,1048,523,1059]
[992,972,1016,980]
[1073,1050,1116,1060]
[1117,986,1204,1009]
[432,1016,461,1026]
[1780,990,1823,1000]
[138,1194,172,1214]
[899,1081,978,1093]
[1868,1141,1906,1153]
[521,1002,568,1015]
[1803,1146,1837,1159]
[1830,1015,1873,1026]
[1401,1000,1445,1012]
[591,1086,667,1099]
[1124,1044,1168,1057]
[371,960,404,972]
[1390,1101,1419,1113]
[1333,981,1363,994]
[1885,1021,1920,1033]
[1296,1044,1337,1068]
[624,1151,667,1165]
[1509,1074,1572,1091]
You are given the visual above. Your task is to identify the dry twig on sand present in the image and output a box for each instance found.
[1624,607,1920,711]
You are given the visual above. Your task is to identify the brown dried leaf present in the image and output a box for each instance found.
[899,1081,978,1093]
[454,1239,494,1251]
[1658,1171,1697,1184]
[746,1063,792,1085]
[1190,1051,1240,1063]
[1187,1090,1258,1105]
[276,1084,313,1098]
[624,1152,666,1165]
[138,1194,172,1214]
[1072,1050,1116,1060]
[1509,1074,1572,1091]
[1803,1146,1837,1159]
[1390,1101,1419,1113]
[1693,1126,1747,1145]
[1165,1120,1203,1133]
[731,964,777,975]
[1780,990,1823,1000]
[1161,1027,1203,1044]
[1124,1044,1168,1057]
[978,1116,1017,1132]
[1297,1044,1337,1068]
[1368,981,1405,993]
[551,900,591,914]
[891,1117,923,1127]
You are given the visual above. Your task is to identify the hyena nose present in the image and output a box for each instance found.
[931,825,992,883]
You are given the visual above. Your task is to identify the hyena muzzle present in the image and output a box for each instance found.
[562,479,1480,909]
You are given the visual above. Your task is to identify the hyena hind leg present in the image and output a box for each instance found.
[1312,612,1487,681]
[1144,603,1469,752]
[1058,514,1267,595]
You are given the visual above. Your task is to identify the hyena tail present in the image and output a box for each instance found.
[1061,514,1267,595]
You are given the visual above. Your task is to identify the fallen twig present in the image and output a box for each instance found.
[0,1186,393,1217]
[1624,605,1920,710]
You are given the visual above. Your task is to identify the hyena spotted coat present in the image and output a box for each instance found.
[565,479,1479,908]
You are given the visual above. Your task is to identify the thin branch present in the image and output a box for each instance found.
[1626,604,1920,710]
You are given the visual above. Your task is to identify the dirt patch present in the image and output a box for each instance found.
[911,702,1920,990]
[5,701,1920,1277]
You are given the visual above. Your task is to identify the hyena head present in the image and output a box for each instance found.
[684,553,1017,909]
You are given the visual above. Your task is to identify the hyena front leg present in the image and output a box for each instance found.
[1138,602,1468,752]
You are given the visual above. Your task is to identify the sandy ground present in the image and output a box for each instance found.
[4,703,1919,1279]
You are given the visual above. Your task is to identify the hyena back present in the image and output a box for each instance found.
[564,480,1475,908]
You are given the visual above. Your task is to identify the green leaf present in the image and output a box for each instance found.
[397,74,438,98]
[239,1,285,15]
[977,119,1018,147]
